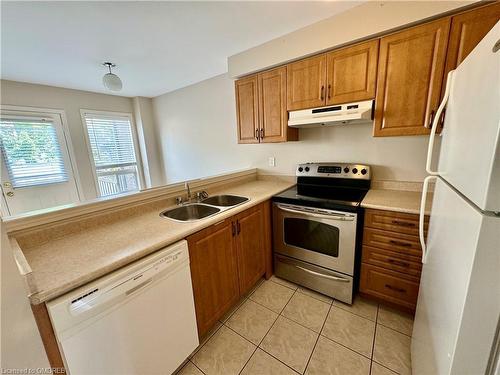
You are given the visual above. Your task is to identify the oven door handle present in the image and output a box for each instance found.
[277,204,354,221]
[294,265,350,282]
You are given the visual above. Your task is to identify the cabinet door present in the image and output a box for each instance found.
[235,204,266,295]
[373,18,451,137]
[187,219,240,336]
[444,2,500,75]
[287,54,327,110]
[258,67,298,143]
[235,75,259,144]
[326,39,379,105]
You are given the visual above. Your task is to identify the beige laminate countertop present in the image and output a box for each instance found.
[361,189,432,215]
[21,179,294,304]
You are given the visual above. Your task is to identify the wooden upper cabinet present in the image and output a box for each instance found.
[258,67,298,143]
[373,18,451,137]
[326,40,379,105]
[234,204,266,295]
[445,2,500,75]
[287,54,327,110]
[187,220,240,337]
[235,75,259,144]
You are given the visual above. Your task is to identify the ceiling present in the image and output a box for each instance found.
[1,1,362,98]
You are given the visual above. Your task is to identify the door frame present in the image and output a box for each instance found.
[0,105,84,215]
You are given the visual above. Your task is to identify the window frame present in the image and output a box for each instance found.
[0,105,83,197]
[0,114,70,188]
[80,109,145,198]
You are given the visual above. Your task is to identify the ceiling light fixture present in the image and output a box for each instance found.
[102,62,122,92]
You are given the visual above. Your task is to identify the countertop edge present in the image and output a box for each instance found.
[27,180,294,305]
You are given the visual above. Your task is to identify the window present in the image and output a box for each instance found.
[82,111,141,197]
[0,117,68,188]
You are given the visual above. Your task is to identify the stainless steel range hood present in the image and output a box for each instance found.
[288,100,374,128]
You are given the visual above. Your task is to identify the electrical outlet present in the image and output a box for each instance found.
[268,157,276,167]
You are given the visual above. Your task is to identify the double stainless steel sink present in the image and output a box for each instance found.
[160,195,249,222]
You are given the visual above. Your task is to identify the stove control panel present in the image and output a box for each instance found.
[296,163,371,180]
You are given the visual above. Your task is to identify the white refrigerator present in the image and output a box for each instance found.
[411,21,500,375]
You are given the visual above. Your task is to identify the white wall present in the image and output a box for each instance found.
[228,0,475,77]
[153,73,431,184]
[0,222,49,369]
[133,97,165,187]
[0,80,162,200]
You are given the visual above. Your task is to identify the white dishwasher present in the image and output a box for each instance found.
[47,240,199,375]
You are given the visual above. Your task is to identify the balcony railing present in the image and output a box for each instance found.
[96,165,139,197]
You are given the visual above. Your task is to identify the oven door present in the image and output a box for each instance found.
[273,203,357,276]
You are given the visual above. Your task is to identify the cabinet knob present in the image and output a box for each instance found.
[327,84,331,100]
[255,129,259,140]
[320,86,325,101]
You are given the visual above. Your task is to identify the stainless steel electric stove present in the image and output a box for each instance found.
[272,162,371,304]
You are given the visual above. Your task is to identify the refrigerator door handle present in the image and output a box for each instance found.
[419,176,436,263]
[426,70,454,175]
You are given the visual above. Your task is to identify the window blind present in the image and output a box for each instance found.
[83,113,140,196]
[0,118,68,188]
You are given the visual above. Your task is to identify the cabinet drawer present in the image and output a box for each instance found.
[363,227,422,257]
[360,263,419,309]
[365,209,427,235]
[362,246,422,277]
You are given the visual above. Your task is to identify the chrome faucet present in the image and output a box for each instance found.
[185,182,192,202]
[176,182,208,205]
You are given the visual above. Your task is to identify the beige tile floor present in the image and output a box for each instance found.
[177,276,414,375]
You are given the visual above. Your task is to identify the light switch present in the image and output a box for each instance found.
[268,157,276,167]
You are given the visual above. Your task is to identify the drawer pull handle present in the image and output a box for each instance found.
[387,259,410,267]
[385,284,406,293]
[295,265,350,283]
[391,220,416,227]
[389,240,412,247]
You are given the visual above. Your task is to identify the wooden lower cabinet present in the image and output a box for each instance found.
[235,204,266,295]
[187,202,269,337]
[187,218,240,336]
[360,264,420,310]
[360,209,427,311]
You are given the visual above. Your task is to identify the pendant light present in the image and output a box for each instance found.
[102,62,123,91]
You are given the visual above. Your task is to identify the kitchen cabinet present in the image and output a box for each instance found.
[286,54,327,111]
[258,67,298,143]
[234,204,266,295]
[235,75,259,144]
[444,2,500,78]
[187,218,240,336]
[286,40,378,111]
[360,209,428,311]
[325,40,379,105]
[373,18,451,137]
[236,68,297,143]
[187,202,269,336]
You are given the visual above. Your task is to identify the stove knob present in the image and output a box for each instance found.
[343,167,349,173]
[298,167,303,172]
[305,167,310,172]
[361,168,367,175]
[352,168,358,174]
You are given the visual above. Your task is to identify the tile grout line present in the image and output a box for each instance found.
[317,332,374,361]
[190,360,207,375]
[302,303,332,374]
[235,288,300,375]
[369,303,380,374]
[257,288,304,374]
[376,321,413,338]
[190,322,223,360]
[371,360,402,375]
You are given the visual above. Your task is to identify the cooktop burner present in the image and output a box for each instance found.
[272,163,371,212]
